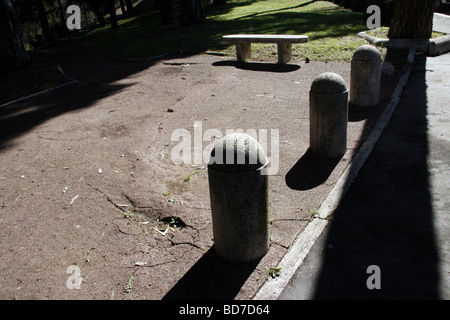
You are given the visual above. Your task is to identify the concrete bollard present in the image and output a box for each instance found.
[309,72,348,157]
[207,133,269,263]
[350,44,382,107]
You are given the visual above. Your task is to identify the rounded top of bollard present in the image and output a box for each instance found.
[310,72,347,94]
[208,133,267,173]
[352,45,382,61]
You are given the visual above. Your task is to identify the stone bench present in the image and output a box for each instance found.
[222,34,308,64]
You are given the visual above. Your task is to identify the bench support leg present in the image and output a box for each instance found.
[277,43,292,64]
[236,43,251,62]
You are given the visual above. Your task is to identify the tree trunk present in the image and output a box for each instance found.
[158,0,174,25]
[119,0,126,14]
[388,0,435,39]
[180,0,205,26]
[105,0,118,29]
[89,0,106,26]
[0,0,30,72]
[35,0,52,41]
[56,0,65,24]
[125,0,133,11]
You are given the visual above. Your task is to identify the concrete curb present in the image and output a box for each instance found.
[253,48,416,300]
[357,29,450,56]
[429,34,450,55]
[0,65,79,109]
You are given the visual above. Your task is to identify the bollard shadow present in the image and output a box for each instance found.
[212,60,301,73]
[310,52,440,299]
[162,247,260,300]
[285,148,342,191]
[348,103,374,122]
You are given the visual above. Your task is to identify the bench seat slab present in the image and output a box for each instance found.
[223,34,309,44]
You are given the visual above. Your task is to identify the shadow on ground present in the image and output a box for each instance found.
[212,60,301,72]
[162,247,260,300]
[0,46,157,150]
[286,149,342,190]
[162,49,418,300]
[311,53,440,299]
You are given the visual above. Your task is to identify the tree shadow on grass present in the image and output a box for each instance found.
[233,0,318,21]
[180,9,366,55]
[87,0,367,59]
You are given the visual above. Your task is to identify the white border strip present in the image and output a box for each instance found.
[0,65,78,108]
[434,12,450,18]
[254,48,416,300]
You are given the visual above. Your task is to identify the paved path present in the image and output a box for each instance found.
[279,53,450,301]
[434,12,450,34]
[0,48,361,299]
[277,13,450,300]
[424,48,450,300]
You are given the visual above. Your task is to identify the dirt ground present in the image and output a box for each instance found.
[0,45,398,300]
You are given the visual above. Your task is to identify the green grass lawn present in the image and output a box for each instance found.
[76,0,369,61]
